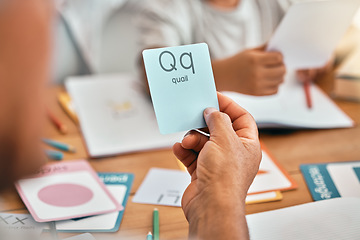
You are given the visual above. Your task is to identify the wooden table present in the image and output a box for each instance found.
[0,71,359,240]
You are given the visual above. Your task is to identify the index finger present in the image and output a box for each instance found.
[217,92,258,141]
[260,51,284,66]
[297,69,317,83]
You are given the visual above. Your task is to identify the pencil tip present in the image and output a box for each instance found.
[69,146,76,153]
[60,125,68,134]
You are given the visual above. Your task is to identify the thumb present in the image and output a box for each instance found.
[254,44,267,51]
[204,108,234,138]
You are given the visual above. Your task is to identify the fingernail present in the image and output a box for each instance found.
[204,107,218,117]
[183,130,192,140]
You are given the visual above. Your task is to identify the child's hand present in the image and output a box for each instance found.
[213,46,286,96]
[296,58,334,83]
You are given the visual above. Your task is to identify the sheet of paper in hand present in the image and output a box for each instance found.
[143,43,218,134]
[267,0,360,69]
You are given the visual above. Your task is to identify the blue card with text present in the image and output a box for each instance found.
[143,43,219,134]
[301,161,360,201]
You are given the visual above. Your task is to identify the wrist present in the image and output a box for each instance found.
[186,186,248,240]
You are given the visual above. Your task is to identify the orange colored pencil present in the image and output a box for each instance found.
[257,170,268,175]
[47,109,68,134]
[304,81,312,109]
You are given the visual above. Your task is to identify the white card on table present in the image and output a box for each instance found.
[248,149,297,194]
[62,233,96,240]
[0,213,46,238]
[133,168,191,207]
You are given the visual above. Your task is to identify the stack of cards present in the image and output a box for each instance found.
[15,160,122,223]
[248,146,297,195]
[54,173,134,232]
[133,145,297,207]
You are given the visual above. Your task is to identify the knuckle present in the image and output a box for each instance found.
[249,54,259,65]
[209,111,223,121]
[253,71,263,81]
[211,111,231,124]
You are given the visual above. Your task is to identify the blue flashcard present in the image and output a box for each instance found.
[54,173,134,232]
[300,161,360,201]
[143,43,219,134]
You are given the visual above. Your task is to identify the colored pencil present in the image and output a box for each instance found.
[303,81,312,109]
[146,231,153,240]
[58,92,79,124]
[45,149,64,161]
[47,109,68,134]
[153,208,159,240]
[43,138,76,153]
[257,170,268,175]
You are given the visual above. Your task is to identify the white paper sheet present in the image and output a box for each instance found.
[248,151,294,194]
[245,191,280,204]
[223,71,354,129]
[66,74,184,157]
[327,162,360,198]
[267,0,360,69]
[133,168,191,207]
[0,213,46,239]
[134,150,294,207]
[63,233,96,240]
[247,198,360,240]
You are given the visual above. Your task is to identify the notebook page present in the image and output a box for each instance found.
[247,198,360,240]
[223,71,354,129]
[66,74,184,157]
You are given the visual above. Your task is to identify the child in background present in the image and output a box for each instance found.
[137,0,331,96]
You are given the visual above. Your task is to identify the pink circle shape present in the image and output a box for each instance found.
[38,183,93,207]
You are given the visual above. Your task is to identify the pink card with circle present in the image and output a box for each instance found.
[15,160,123,222]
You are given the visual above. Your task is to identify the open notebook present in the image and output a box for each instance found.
[247,198,360,239]
[66,74,184,157]
[223,71,354,129]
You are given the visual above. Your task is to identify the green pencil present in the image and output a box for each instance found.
[146,231,153,240]
[153,208,159,240]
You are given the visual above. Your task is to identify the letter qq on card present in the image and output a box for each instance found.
[143,43,218,134]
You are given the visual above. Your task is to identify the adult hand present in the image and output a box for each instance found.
[296,58,334,83]
[0,0,53,189]
[213,46,286,96]
[173,92,261,240]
